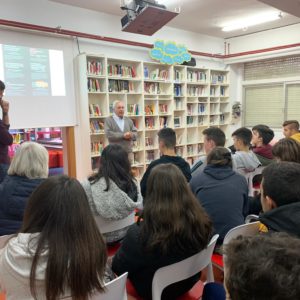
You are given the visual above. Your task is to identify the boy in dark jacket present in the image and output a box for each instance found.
[259,162,300,237]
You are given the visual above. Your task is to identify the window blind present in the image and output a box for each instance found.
[244,85,284,127]
[244,55,300,80]
[286,84,300,120]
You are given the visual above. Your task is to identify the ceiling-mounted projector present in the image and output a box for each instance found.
[120,0,179,36]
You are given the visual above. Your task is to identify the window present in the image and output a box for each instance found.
[243,55,300,127]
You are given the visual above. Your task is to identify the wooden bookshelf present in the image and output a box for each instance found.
[76,54,231,178]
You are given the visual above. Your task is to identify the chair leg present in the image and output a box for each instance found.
[206,262,214,283]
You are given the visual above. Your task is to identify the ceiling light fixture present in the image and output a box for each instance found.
[222,11,282,32]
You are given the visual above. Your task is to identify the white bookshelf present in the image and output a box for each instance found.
[76,54,231,178]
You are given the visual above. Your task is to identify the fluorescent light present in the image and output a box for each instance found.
[222,11,282,32]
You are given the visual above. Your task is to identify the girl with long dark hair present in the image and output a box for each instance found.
[112,163,212,299]
[82,144,143,243]
[0,175,110,300]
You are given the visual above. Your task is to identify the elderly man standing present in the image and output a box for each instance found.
[0,80,13,183]
[104,100,137,162]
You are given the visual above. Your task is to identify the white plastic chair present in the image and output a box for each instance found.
[94,212,135,234]
[223,221,260,245]
[90,272,128,300]
[242,166,265,197]
[151,234,219,300]
[0,234,13,248]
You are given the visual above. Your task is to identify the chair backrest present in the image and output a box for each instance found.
[223,221,260,245]
[152,234,219,300]
[0,234,13,248]
[245,214,259,224]
[94,212,135,234]
[89,272,128,300]
[242,166,265,197]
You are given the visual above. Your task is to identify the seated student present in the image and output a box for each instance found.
[112,164,212,300]
[258,162,300,237]
[249,138,300,215]
[140,128,191,197]
[191,127,226,176]
[0,175,112,299]
[82,144,143,244]
[282,120,300,143]
[224,233,300,300]
[190,147,248,245]
[251,124,274,165]
[0,142,48,236]
[231,127,261,173]
[272,137,300,163]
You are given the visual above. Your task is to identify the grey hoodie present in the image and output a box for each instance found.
[232,150,261,172]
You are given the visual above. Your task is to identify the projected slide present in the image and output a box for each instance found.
[0,44,66,97]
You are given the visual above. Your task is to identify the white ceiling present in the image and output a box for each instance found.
[50,0,300,38]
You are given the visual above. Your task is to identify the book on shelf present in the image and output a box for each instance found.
[91,141,105,155]
[145,117,155,129]
[187,104,194,115]
[187,116,194,125]
[175,146,183,157]
[211,74,227,84]
[187,70,206,82]
[90,120,104,134]
[210,87,216,96]
[198,115,205,125]
[159,104,168,114]
[145,136,154,147]
[109,103,113,114]
[127,104,140,115]
[87,60,103,75]
[148,68,169,80]
[198,103,206,114]
[144,104,155,115]
[132,139,140,150]
[174,84,182,96]
[89,104,102,116]
[159,116,168,128]
[174,69,184,81]
[175,99,182,110]
[108,79,134,93]
[187,86,205,97]
[220,86,226,96]
[144,66,149,78]
[174,116,181,128]
[198,144,203,153]
[146,150,155,162]
[87,78,101,92]
[176,132,183,144]
[107,64,136,78]
[187,145,194,155]
[144,82,160,94]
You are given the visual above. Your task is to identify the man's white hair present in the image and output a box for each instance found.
[113,100,124,111]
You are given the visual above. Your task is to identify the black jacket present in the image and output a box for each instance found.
[190,165,249,244]
[112,223,201,300]
[259,202,300,237]
[140,155,191,197]
[0,175,44,235]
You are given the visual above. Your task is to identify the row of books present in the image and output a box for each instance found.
[174,69,184,81]
[220,86,227,96]
[145,104,155,115]
[144,67,169,80]
[174,84,183,96]
[108,64,137,78]
[159,104,168,114]
[88,79,101,92]
[175,99,183,110]
[87,61,103,75]
[144,82,161,94]
[211,74,227,84]
[187,86,206,96]
[90,120,104,134]
[108,80,134,93]
[145,117,155,129]
[159,116,168,128]
[145,136,155,147]
[187,71,207,82]
[91,141,105,155]
[127,104,140,115]
[89,103,102,116]
[146,150,155,163]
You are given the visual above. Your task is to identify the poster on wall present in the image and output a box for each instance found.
[149,40,192,65]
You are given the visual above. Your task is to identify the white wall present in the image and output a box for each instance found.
[225,23,300,63]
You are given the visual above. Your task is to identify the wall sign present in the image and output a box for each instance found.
[150,40,191,65]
